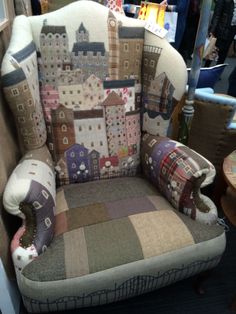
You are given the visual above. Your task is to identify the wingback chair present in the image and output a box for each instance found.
[188,88,236,204]
[1,1,226,313]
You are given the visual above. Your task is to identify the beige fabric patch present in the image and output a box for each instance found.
[129,210,194,259]
[147,195,174,211]
[54,211,68,236]
[55,188,69,215]
[64,228,89,278]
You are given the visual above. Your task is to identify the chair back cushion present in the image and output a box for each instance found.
[1,1,187,186]
[31,2,145,185]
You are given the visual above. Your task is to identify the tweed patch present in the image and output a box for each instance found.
[84,217,143,274]
[22,206,224,282]
[63,177,158,209]
[129,211,194,258]
[54,178,163,236]
[66,203,109,230]
[54,197,159,236]
[147,195,175,210]
[54,211,68,236]
[55,188,69,215]
[106,197,157,219]
[64,228,89,278]
[173,210,223,243]
[22,235,66,281]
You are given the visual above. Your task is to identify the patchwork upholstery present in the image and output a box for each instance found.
[3,145,56,273]
[141,134,217,224]
[1,1,226,313]
[19,177,225,313]
[1,41,47,151]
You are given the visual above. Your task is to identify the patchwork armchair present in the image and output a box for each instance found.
[1,1,226,313]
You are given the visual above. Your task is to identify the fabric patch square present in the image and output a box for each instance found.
[147,195,174,210]
[64,228,89,278]
[66,203,109,230]
[106,197,156,219]
[55,188,69,215]
[54,211,68,236]
[84,218,143,273]
[129,210,194,258]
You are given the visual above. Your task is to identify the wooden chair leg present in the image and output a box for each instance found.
[193,270,212,295]
[230,295,236,311]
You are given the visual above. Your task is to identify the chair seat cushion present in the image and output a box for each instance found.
[20,177,225,312]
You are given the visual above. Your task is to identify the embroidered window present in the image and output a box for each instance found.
[45,218,52,228]
[59,111,65,119]
[42,190,49,199]
[11,88,19,96]
[18,117,25,123]
[17,104,24,111]
[124,60,129,69]
[61,124,67,132]
[63,137,68,144]
[23,84,28,92]
[33,201,42,209]
[28,99,33,106]
[124,43,129,52]
[150,60,155,68]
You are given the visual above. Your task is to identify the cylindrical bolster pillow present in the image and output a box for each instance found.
[141,134,218,224]
[3,145,56,273]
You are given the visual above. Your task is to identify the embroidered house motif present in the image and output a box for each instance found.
[142,45,178,137]
[38,13,145,185]
[2,42,46,149]
[1,12,180,186]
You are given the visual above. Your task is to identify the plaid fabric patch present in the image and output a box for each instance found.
[141,134,216,220]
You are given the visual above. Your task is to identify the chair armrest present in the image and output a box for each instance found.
[3,145,56,273]
[141,134,218,224]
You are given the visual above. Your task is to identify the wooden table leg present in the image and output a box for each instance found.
[230,295,236,311]
[221,187,236,226]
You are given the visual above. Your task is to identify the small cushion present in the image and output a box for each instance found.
[187,64,228,89]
